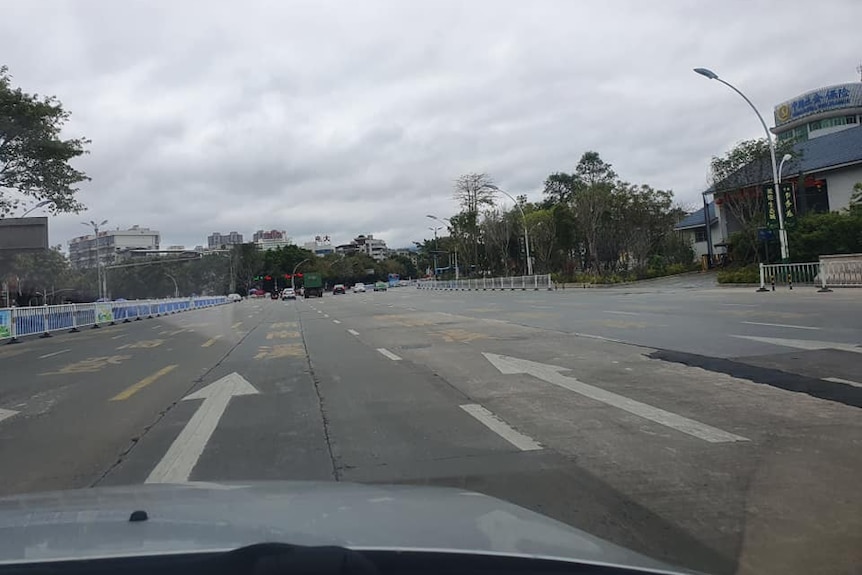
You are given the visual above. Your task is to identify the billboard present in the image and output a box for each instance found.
[774,83,862,127]
[0,217,49,254]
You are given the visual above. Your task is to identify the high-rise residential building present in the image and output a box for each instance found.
[252,229,291,251]
[207,231,243,249]
[351,234,388,261]
[68,225,160,269]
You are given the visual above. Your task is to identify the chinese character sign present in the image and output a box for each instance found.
[780,183,796,225]
[763,186,778,228]
[774,83,861,126]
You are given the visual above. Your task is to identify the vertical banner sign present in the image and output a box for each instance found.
[763,185,779,228]
[0,309,11,338]
[780,183,796,225]
[95,302,114,324]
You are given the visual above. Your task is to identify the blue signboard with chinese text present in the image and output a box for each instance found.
[774,83,862,126]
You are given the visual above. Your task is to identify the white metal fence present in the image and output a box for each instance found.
[0,296,229,343]
[758,261,862,291]
[417,274,553,291]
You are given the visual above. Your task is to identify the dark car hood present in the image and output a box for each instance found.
[0,481,685,572]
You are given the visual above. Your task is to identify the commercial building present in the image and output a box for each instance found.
[338,234,388,261]
[68,225,160,269]
[303,235,335,257]
[207,231,243,249]
[774,83,862,143]
[252,229,292,251]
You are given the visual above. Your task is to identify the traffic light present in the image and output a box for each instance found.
[296,273,303,278]
[284,274,291,279]
[265,275,272,281]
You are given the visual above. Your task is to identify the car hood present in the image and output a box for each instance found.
[0,481,686,572]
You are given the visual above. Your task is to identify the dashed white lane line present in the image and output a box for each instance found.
[333,319,341,324]
[824,377,862,388]
[459,404,542,451]
[347,329,360,336]
[324,314,330,318]
[39,349,70,359]
[376,348,402,361]
[111,334,128,339]
[603,310,639,316]
[0,408,19,425]
[742,321,820,330]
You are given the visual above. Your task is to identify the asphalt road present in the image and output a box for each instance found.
[1,279,860,575]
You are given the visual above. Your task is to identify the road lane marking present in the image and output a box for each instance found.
[460,404,542,451]
[484,353,749,443]
[146,373,258,483]
[111,334,128,339]
[731,335,862,353]
[721,303,758,307]
[117,339,165,350]
[604,310,639,315]
[824,377,862,388]
[201,335,223,347]
[0,408,19,425]
[39,349,70,359]
[266,331,300,339]
[111,365,179,401]
[377,348,402,361]
[333,320,341,324]
[347,329,360,336]
[231,322,243,329]
[324,314,330,318]
[742,321,820,330]
[151,325,162,330]
[41,355,132,376]
[255,344,305,359]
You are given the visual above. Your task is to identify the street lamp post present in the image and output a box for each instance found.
[427,226,441,277]
[694,67,789,261]
[82,219,109,300]
[488,185,533,276]
[20,200,53,218]
[165,272,179,298]
[428,215,460,280]
[291,258,309,290]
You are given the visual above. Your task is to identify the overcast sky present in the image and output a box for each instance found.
[3,0,861,249]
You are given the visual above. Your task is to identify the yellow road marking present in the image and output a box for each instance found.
[254,344,305,359]
[41,355,132,376]
[433,329,488,343]
[201,335,223,347]
[270,322,298,329]
[266,331,301,339]
[110,365,178,401]
[117,339,165,350]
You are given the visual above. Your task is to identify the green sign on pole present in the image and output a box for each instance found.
[780,183,796,226]
[763,185,779,229]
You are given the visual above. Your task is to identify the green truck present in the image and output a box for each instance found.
[302,272,324,298]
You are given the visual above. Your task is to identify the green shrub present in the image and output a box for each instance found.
[717,264,760,284]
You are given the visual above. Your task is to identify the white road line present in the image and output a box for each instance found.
[604,310,639,316]
[731,335,862,354]
[460,404,542,451]
[721,303,758,307]
[742,321,820,330]
[376,348,402,361]
[0,408,19,425]
[39,349,70,359]
[111,334,128,339]
[824,377,862,388]
[324,314,330,318]
[347,329,360,336]
[333,319,341,324]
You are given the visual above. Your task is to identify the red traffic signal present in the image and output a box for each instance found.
[284,274,292,279]
[264,275,272,281]
[296,273,303,278]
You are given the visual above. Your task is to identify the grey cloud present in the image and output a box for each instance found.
[2,0,861,250]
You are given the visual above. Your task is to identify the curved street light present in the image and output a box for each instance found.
[694,67,789,261]
[487,185,533,276]
[291,258,310,290]
[20,200,53,217]
[778,153,793,182]
[427,214,459,280]
[164,272,179,298]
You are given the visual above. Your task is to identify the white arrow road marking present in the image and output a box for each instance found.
[483,353,748,443]
[0,408,19,425]
[731,335,862,353]
[146,372,259,484]
[460,404,542,451]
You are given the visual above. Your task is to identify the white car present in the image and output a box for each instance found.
[352,282,366,293]
[281,288,296,300]
[227,293,242,302]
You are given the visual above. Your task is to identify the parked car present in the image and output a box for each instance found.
[333,284,346,295]
[227,293,242,302]
[352,282,366,293]
[373,281,388,292]
[281,288,296,300]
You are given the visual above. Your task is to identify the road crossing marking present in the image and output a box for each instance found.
[731,335,862,353]
[39,349,70,359]
[460,404,542,451]
[111,365,178,401]
[377,348,402,361]
[742,321,820,330]
[824,377,862,388]
[333,320,341,324]
[347,329,360,336]
[201,335,223,347]
[484,353,749,444]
